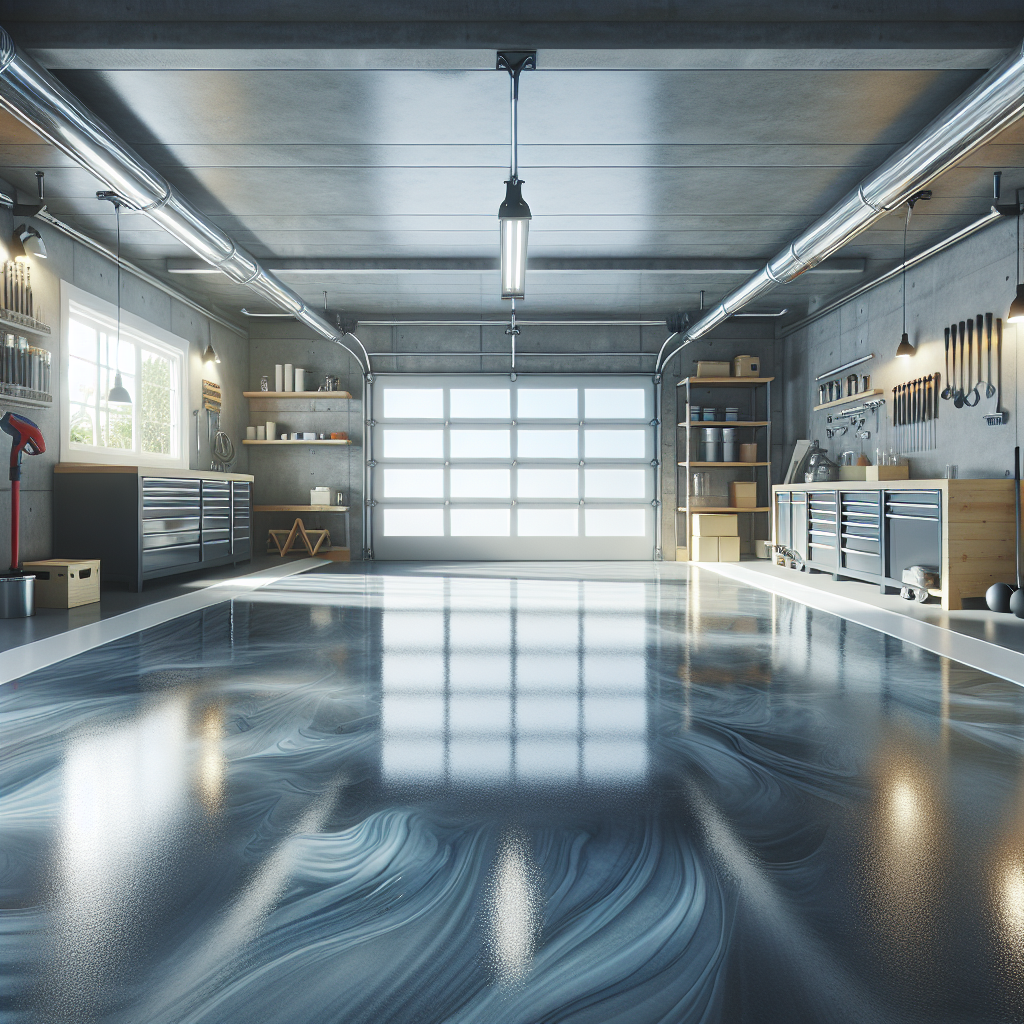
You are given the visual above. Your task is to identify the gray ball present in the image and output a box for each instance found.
[987,582,1013,613]
[1010,588,1024,619]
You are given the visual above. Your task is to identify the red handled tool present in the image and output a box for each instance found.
[1,412,46,571]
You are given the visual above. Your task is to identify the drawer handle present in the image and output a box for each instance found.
[886,513,938,522]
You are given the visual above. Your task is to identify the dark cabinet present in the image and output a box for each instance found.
[885,489,940,581]
[772,485,942,591]
[54,467,253,591]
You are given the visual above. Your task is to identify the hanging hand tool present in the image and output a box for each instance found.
[941,326,951,400]
[978,311,996,400]
[964,318,980,406]
[982,317,1007,425]
[953,322,966,408]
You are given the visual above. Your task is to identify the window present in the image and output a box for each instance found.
[61,285,188,466]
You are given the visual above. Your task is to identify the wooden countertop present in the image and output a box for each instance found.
[773,479,1016,493]
[55,463,254,482]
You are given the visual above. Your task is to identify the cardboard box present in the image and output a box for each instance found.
[691,536,720,561]
[729,481,758,508]
[675,546,689,561]
[732,355,760,377]
[692,513,738,537]
[839,466,868,480]
[718,536,741,561]
[25,559,100,609]
[694,360,731,377]
[865,465,910,481]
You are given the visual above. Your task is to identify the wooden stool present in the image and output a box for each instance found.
[268,518,332,557]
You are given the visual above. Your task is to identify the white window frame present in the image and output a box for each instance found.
[60,280,189,468]
[371,374,655,560]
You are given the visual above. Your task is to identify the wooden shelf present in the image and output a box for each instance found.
[243,390,352,399]
[812,388,883,411]
[0,309,51,336]
[679,420,768,428]
[679,461,770,467]
[243,439,353,445]
[255,504,350,512]
[677,376,774,387]
[677,506,770,513]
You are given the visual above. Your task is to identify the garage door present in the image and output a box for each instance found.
[370,375,655,559]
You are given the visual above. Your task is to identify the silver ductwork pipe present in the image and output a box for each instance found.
[671,38,1024,353]
[0,26,368,374]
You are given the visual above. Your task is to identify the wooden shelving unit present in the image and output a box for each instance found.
[675,376,773,560]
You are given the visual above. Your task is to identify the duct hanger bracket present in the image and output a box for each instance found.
[992,173,1022,217]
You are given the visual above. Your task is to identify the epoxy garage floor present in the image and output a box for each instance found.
[3,563,1024,1024]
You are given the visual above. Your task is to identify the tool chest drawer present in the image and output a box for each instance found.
[841,491,881,576]
[53,467,254,592]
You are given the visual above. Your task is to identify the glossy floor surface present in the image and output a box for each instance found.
[3,563,1024,1024]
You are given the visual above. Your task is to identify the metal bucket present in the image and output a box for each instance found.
[0,574,34,618]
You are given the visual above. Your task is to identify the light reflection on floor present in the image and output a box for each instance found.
[1,563,1023,1024]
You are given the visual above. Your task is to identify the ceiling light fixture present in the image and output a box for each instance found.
[203,342,220,364]
[896,191,931,358]
[497,51,535,302]
[97,191,132,404]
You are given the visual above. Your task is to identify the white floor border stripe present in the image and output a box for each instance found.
[699,562,1024,687]
[0,559,324,687]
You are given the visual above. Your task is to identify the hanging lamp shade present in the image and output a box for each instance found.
[895,332,915,358]
[107,371,131,404]
[203,342,220,363]
[1008,282,1024,323]
[499,179,531,300]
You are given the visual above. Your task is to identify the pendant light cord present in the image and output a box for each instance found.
[115,201,121,364]
[902,202,911,335]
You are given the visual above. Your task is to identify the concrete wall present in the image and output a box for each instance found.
[782,216,1023,480]
[247,317,779,560]
[0,203,249,570]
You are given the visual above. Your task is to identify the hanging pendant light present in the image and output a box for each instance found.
[896,194,928,358]
[1009,187,1024,322]
[203,342,220,363]
[497,51,535,301]
[98,192,132,403]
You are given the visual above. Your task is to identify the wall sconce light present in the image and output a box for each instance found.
[12,225,46,260]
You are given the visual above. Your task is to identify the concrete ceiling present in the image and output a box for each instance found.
[0,3,1022,326]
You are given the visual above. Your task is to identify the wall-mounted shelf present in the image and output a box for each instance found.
[813,388,883,412]
[243,439,353,446]
[255,504,350,512]
[243,391,352,399]
[680,461,770,468]
[0,310,51,336]
[679,420,769,428]
[0,384,52,408]
[677,376,775,387]
[677,505,770,513]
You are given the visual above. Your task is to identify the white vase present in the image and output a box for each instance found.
[295,368,306,392]
[283,364,294,392]
[274,364,283,391]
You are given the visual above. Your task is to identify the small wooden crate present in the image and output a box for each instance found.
[24,559,101,608]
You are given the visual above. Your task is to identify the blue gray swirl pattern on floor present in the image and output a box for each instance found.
[1,565,1022,1023]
